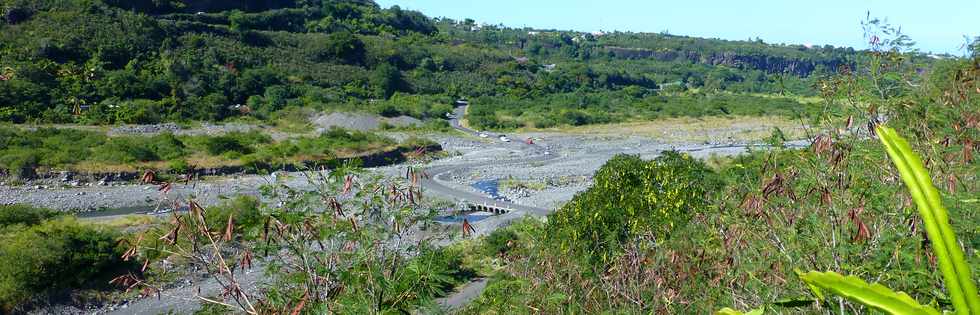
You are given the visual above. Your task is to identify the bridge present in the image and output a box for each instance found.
[463,202,514,215]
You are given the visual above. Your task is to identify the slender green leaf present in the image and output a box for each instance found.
[799,271,940,315]
[876,125,980,314]
[715,307,764,315]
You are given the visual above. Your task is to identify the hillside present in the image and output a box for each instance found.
[2,0,865,127]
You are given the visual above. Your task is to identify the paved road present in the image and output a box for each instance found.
[424,105,555,216]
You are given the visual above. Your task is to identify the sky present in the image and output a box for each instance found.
[375,0,979,55]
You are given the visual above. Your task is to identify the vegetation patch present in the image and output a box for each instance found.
[468,90,825,130]
[536,115,811,143]
[0,126,405,176]
[0,206,134,312]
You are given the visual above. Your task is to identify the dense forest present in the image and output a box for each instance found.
[0,0,883,128]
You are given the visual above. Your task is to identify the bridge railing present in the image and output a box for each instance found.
[464,202,513,215]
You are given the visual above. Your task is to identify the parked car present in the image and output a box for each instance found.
[479,132,489,138]
[499,135,510,142]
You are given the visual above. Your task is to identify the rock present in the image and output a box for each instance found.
[109,123,181,135]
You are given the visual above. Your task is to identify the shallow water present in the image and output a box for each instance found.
[434,212,493,223]
[76,205,178,218]
[471,179,511,202]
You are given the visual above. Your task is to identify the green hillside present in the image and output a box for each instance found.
[2,0,867,127]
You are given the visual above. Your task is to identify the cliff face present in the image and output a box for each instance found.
[605,46,849,76]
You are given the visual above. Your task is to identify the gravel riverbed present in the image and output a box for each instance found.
[0,129,805,214]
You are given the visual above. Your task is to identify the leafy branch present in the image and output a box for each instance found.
[798,126,979,314]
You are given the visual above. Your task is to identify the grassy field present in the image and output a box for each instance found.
[0,126,405,177]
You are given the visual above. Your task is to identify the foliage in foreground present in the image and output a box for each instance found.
[123,164,473,313]
[794,126,978,315]
[0,213,133,312]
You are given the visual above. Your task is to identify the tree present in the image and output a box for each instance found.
[371,63,403,99]
[322,31,366,65]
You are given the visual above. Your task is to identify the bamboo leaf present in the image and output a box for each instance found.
[715,307,763,315]
[714,308,741,315]
[876,125,980,314]
[799,271,940,315]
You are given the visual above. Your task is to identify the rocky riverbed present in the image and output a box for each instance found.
[424,131,808,210]
[0,127,806,214]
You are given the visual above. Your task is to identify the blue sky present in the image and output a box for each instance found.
[375,0,979,55]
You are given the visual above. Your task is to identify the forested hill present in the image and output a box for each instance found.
[1,0,860,125]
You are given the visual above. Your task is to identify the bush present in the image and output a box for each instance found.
[0,218,133,312]
[91,138,162,163]
[0,128,192,172]
[548,152,723,266]
[269,106,313,133]
[114,99,162,124]
[203,196,265,241]
[200,132,271,156]
[168,159,191,173]
[483,228,518,257]
[0,150,39,179]
[147,133,187,160]
[0,205,60,228]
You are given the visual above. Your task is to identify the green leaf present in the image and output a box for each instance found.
[714,307,764,315]
[799,271,940,315]
[876,125,980,314]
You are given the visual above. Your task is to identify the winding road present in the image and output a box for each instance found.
[422,105,556,216]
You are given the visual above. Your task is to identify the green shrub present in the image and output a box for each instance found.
[483,228,518,257]
[203,196,265,241]
[401,136,438,149]
[290,127,393,155]
[199,132,271,156]
[334,245,472,312]
[203,136,251,156]
[548,152,723,266]
[91,138,161,163]
[0,150,39,179]
[270,106,312,133]
[90,133,187,164]
[114,99,162,124]
[0,205,61,228]
[168,159,191,173]
[0,218,133,311]
[146,133,187,161]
